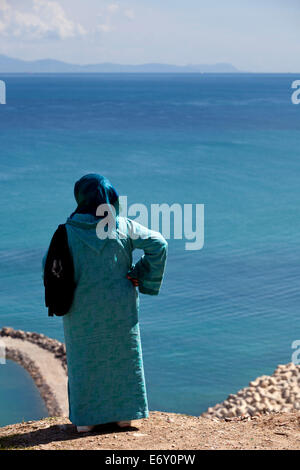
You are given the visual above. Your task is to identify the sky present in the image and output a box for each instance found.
[0,0,299,72]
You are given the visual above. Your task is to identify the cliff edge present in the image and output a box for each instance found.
[0,411,300,450]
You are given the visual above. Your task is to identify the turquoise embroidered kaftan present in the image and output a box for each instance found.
[61,213,167,426]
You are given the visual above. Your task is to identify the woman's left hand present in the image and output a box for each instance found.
[127,275,139,287]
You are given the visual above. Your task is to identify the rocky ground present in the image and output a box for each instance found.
[0,411,300,450]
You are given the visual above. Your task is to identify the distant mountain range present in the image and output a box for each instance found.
[0,54,241,73]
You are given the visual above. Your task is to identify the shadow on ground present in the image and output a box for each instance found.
[0,422,139,450]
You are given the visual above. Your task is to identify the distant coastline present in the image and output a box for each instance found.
[0,54,242,74]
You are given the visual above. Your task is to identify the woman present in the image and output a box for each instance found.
[54,174,167,433]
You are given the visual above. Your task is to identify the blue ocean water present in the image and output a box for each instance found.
[0,73,300,425]
[0,360,48,426]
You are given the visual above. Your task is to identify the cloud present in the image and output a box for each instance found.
[106,3,119,14]
[0,0,9,11]
[96,3,135,34]
[0,1,136,42]
[0,0,86,40]
[124,9,135,20]
[97,23,113,33]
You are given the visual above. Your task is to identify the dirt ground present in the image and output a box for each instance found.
[0,410,300,450]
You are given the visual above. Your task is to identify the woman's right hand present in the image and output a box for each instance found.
[127,274,139,287]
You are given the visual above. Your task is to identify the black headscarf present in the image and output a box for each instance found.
[71,174,119,218]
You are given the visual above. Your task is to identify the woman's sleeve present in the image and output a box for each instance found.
[126,218,168,296]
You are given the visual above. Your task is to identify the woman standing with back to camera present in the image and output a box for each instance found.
[47,174,168,433]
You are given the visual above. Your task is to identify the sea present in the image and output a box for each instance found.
[0,73,300,426]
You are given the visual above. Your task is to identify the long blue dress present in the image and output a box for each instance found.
[61,213,167,426]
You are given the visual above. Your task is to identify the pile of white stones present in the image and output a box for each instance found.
[202,363,300,420]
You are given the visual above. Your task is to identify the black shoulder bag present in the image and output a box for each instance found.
[44,224,76,317]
